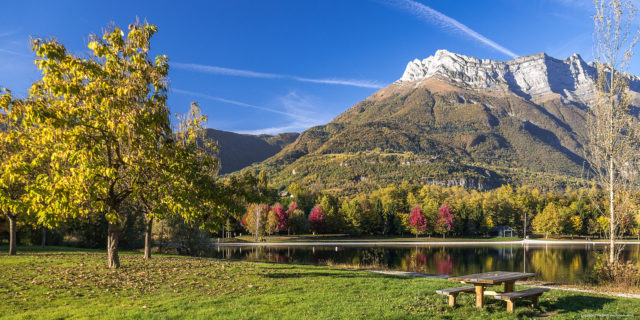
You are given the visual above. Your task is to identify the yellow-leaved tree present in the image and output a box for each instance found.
[0,90,40,255]
[16,22,171,268]
[133,101,221,260]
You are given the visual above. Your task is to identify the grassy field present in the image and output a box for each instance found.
[1,246,639,319]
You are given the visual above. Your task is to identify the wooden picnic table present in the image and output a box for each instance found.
[447,271,535,308]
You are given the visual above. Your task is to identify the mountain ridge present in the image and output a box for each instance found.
[238,50,640,194]
[206,129,299,174]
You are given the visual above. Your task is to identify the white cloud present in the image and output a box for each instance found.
[237,124,307,135]
[172,62,384,89]
[291,76,384,89]
[0,30,18,38]
[382,0,518,58]
[172,88,290,117]
[172,63,280,79]
[0,48,30,57]
[172,89,328,134]
[238,92,327,134]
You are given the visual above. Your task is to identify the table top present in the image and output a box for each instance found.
[448,271,536,284]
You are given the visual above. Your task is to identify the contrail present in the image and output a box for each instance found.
[172,63,280,79]
[383,0,518,58]
[172,88,326,135]
[172,88,291,117]
[172,62,384,89]
[0,30,18,38]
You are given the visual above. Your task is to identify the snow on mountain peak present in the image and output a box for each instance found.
[399,50,600,103]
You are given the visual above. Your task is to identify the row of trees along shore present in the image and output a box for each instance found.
[0,22,259,268]
[240,183,640,240]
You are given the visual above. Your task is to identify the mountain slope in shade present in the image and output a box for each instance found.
[206,129,298,174]
[244,50,640,194]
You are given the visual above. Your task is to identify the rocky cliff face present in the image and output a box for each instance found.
[399,49,639,106]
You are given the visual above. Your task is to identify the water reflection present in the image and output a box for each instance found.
[206,243,640,284]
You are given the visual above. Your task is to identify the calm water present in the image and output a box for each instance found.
[203,243,640,284]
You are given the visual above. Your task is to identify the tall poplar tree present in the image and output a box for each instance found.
[588,0,640,265]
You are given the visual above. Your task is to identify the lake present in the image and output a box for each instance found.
[203,242,640,284]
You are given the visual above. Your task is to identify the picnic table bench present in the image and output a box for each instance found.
[435,286,475,307]
[438,271,545,312]
[494,288,549,313]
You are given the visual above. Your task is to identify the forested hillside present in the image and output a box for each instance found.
[206,129,298,174]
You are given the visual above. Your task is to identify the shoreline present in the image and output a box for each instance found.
[211,239,640,247]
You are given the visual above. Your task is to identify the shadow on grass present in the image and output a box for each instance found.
[0,245,102,254]
[263,271,411,280]
[537,295,615,316]
[469,294,617,318]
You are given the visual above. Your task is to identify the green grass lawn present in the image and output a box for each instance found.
[1,246,639,319]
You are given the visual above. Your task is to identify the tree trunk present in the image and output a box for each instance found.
[609,157,616,265]
[255,205,260,242]
[8,214,16,255]
[523,212,527,239]
[144,217,153,260]
[41,227,46,248]
[107,222,120,268]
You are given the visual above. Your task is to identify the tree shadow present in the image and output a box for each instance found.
[540,295,615,315]
[263,271,410,280]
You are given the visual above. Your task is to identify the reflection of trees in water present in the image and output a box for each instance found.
[401,248,452,275]
[527,246,596,283]
[620,244,640,266]
[435,251,453,275]
[359,248,387,268]
[274,253,288,263]
[205,244,640,283]
[402,249,428,273]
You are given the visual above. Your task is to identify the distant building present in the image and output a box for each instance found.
[491,225,516,237]
[278,190,292,198]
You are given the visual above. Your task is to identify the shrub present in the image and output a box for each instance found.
[590,257,640,291]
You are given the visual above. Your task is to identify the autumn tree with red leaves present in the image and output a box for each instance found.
[436,205,454,238]
[273,204,288,232]
[309,205,326,234]
[408,205,427,237]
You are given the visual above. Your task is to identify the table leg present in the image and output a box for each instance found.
[504,280,514,293]
[475,284,485,308]
[448,294,457,307]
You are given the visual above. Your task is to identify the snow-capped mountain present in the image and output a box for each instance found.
[399,49,639,106]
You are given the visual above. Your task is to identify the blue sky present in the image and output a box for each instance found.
[0,0,635,134]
